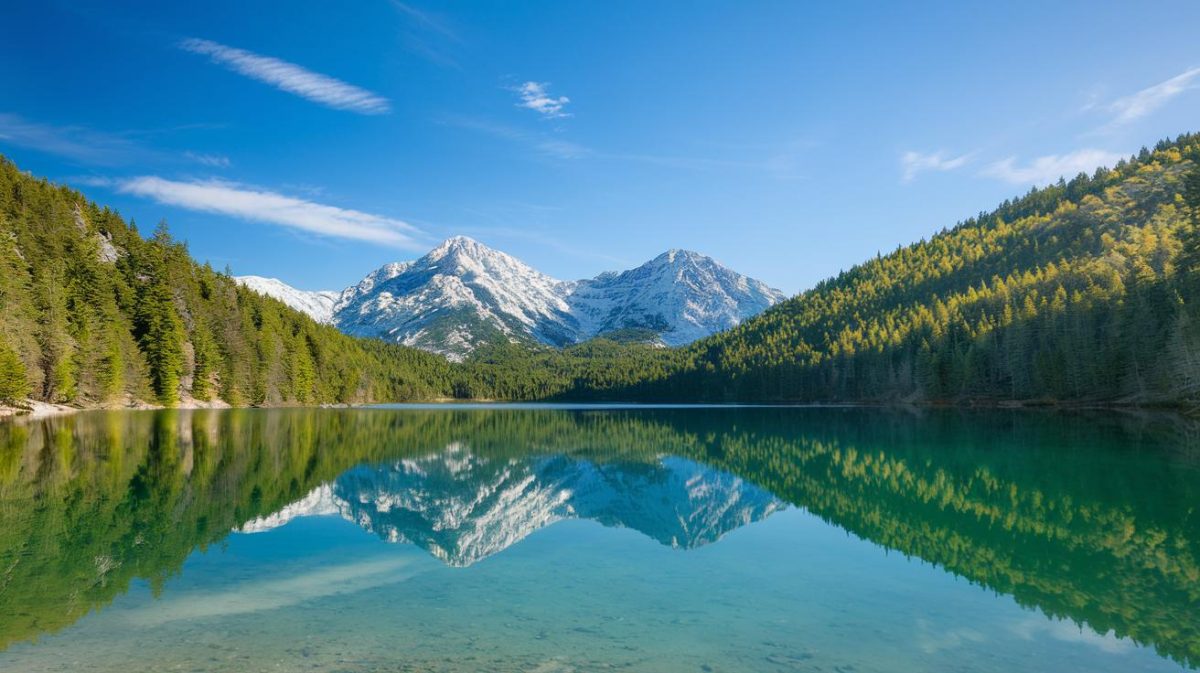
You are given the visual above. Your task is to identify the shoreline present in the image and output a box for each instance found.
[0,397,233,421]
[2,396,1193,421]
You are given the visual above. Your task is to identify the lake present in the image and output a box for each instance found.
[0,406,1196,672]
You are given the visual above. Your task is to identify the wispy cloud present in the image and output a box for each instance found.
[444,115,804,177]
[0,113,150,165]
[184,151,231,168]
[1107,66,1200,127]
[535,138,591,159]
[115,176,424,247]
[391,1,463,68]
[179,38,391,115]
[515,81,571,119]
[981,149,1123,186]
[441,116,588,159]
[900,150,971,182]
[392,1,458,40]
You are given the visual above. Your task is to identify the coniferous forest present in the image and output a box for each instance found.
[3,131,1200,409]
[0,156,454,408]
[529,132,1200,406]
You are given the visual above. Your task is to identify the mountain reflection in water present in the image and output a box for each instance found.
[0,406,1197,670]
[241,447,783,566]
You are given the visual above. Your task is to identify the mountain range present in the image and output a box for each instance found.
[237,236,785,360]
[5,135,1200,411]
[239,445,783,566]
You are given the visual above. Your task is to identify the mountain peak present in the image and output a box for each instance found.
[241,238,785,359]
[422,235,550,280]
[438,234,480,247]
[429,235,491,258]
[656,249,710,266]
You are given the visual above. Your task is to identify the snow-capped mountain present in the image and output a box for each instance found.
[237,236,786,360]
[569,249,785,346]
[333,237,579,357]
[239,445,783,566]
[235,275,341,324]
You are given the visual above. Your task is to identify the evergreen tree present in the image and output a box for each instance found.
[136,278,186,404]
[33,266,76,402]
[1178,163,1200,284]
[190,319,217,401]
[0,335,29,405]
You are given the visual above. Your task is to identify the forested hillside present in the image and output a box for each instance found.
[559,133,1200,406]
[4,132,1200,410]
[0,157,453,408]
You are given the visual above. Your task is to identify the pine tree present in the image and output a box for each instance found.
[0,335,29,405]
[190,319,217,401]
[136,278,186,405]
[1178,163,1200,285]
[34,266,77,402]
[98,326,125,402]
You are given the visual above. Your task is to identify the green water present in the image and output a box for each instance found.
[0,406,1197,672]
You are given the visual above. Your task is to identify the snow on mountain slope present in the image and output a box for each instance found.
[567,249,787,346]
[334,261,412,309]
[333,236,578,360]
[235,275,341,324]
[235,236,786,359]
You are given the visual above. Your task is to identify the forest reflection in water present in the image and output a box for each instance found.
[0,406,1197,671]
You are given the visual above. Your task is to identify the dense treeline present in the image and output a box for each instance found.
[667,133,1200,404]
[0,157,454,408]
[513,133,1200,406]
[450,340,677,400]
[5,133,1200,409]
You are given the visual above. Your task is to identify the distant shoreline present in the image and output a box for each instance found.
[2,397,1192,421]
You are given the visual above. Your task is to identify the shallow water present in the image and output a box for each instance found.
[0,406,1196,672]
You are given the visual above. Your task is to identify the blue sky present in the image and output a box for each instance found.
[2,1,1199,293]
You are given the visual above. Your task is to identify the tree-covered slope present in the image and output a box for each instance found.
[582,133,1200,405]
[5,131,1200,409]
[0,156,454,408]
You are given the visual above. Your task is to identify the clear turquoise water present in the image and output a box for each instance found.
[0,407,1196,672]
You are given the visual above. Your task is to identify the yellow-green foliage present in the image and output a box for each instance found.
[0,158,455,407]
[534,133,1200,405]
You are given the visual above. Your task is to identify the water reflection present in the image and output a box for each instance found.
[0,407,1197,669]
[243,447,782,566]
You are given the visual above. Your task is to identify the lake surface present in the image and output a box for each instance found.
[0,406,1197,672]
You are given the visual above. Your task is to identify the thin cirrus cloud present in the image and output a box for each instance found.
[0,112,151,165]
[515,81,570,118]
[115,176,424,248]
[179,38,391,115]
[900,150,971,182]
[1106,66,1200,127]
[441,115,589,158]
[184,151,231,168]
[391,1,462,68]
[981,149,1124,186]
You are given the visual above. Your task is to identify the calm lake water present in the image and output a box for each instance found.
[0,406,1197,672]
